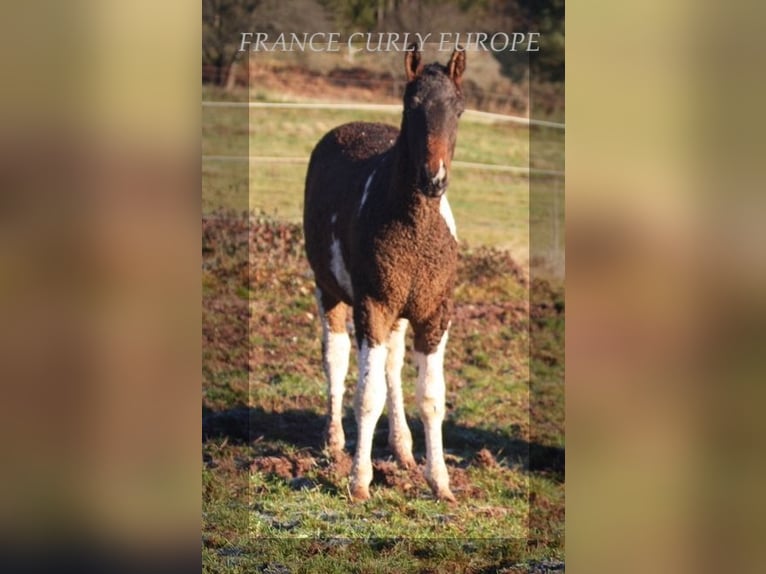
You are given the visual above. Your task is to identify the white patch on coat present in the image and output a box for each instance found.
[315,287,350,449]
[357,341,388,415]
[414,329,449,399]
[316,288,351,396]
[359,168,376,214]
[331,213,337,225]
[439,195,457,240]
[330,235,354,300]
[386,319,409,390]
[385,319,414,463]
[414,329,451,494]
[351,340,389,493]
[324,330,351,415]
[431,159,446,184]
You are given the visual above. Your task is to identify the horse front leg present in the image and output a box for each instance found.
[349,299,393,501]
[414,323,455,503]
[385,318,416,468]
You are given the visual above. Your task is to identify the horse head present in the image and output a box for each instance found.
[402,44,466,197]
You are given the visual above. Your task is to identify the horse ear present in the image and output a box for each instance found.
[404,43,422,81]
[447,46,466,87]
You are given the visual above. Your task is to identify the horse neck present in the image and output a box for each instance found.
[387,123,424,207]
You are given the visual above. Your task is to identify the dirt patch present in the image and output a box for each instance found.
[329,450,353,478]
[368,459,483,499]
[458,246,528,288]
[372,460,423,494]
[252,456,294,481]
[251,453,317,481]
[447,468,483,499]
[530,277,565,323]
[249,64,398,105]
[227,59,538,116]
[453,301,527,331]
[205,213,563,499]
[248,449,486,500]
[474,448,499,469]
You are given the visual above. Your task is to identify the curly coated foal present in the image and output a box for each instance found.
[303,45,466,502]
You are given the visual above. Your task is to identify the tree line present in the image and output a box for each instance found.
[203,0,563,86]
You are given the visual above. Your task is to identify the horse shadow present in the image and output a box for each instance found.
[203,404,563,482]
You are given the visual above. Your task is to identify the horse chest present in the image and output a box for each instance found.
[353,220,456,313]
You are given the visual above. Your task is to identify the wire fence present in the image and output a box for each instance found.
[202,155,563,177]
[202,63,553,118]
[202,100,565,130]
[202,99,564,277]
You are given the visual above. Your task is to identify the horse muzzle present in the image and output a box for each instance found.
[422,179,448,197]
[421,163,449,197]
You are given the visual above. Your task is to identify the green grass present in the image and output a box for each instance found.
[245,107,528,166]
[203,103,564,268]
[202,94,564,570]
[203,215,564,572]
[247,473,529,539]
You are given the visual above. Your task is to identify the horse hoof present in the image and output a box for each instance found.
[325,426,345,452]
[349,484,371,502]
[426,477,457,503]
[437,489,457,504]
[325,442,344,459]
[396,454,417,470]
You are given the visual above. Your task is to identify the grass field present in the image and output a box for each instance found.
[202,91,564,572]
[203,216,564,572]
[202,95,564,270]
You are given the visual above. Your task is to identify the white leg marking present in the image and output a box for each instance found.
[432,159,446,184]
[385,319,415,467]
[325,330,351,451]
[315,289,350,452]
[415,329,454,500]
[359,168,377,214]
[440,195,458,240]
[329,235,354,300]
[350,341,388,499]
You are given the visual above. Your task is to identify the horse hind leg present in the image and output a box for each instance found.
[385,319,416,469]
[315,288,351,458]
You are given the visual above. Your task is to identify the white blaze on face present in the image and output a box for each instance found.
[330,235,354,300]
[432,159,446,185]
[439,195,457,240]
